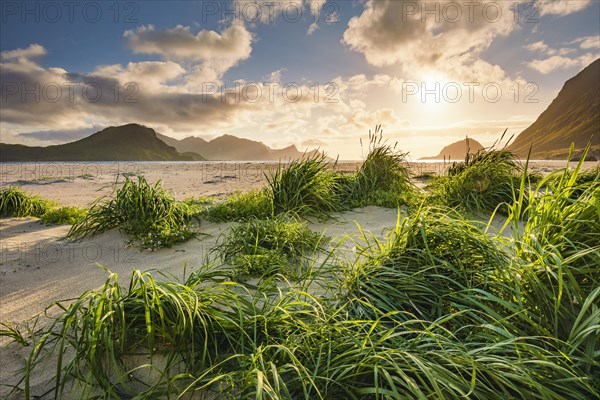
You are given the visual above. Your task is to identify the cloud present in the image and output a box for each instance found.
[0,44,348,142]
[307,22,319,35]
[570,36,600,51]
[342,0,517,86]
[125,23,253,83]
[537,0,592,16]
[301,138,326,147]
[527,55,582,73]
[0,48,258,132]
[125,24,252,62]
[0,44,46,61]
[15,126,103,144]
[340,108,400,130]
[526,36,599,74]
[233,0,326,23]
[92,61,186,89]
[525,41,574,56]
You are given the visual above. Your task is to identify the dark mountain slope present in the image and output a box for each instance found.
[1,124,204,161]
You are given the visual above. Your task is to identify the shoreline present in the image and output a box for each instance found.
[1,160,596,208]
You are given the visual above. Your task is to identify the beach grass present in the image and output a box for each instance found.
[429,147,523,214]
[67,175,195,249]
[213,216,328,279]
[204,189,273,222]
[267,152,343,219]
[0,187,55,218]
[344,125,415,208]
[40,206,88,225]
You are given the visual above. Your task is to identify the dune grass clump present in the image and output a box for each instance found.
[267,153,342,219]
[266,126,416,218]
[340,206,509,325]
[546,164,599,199]
[430,146,523,213]
[501,153,600,353]
[12,269,241,398]
[40,206,88,225]
[67,175,194,249]
[213,216,327,279]
[0,187,55,218]
[344,125,415,208]
[203,189,273,222]
[183,195,215,215]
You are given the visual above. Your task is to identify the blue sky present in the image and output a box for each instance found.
[1,0,599,159]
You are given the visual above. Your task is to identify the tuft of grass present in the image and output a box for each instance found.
[355,126,412,196]
[67,175,194,249]
[267,153,342,219]
[0,187,55,218]
[502,147,600,349]
[213,216,327,279]
[340,125,416,209]
[40,206,88,225]
[430,148,523,213]
[204,189,273,222]
[183,195,215,207]
[183,195,215,217]
[339,206,509,325]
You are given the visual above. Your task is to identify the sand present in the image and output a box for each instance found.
[0,159,595,397]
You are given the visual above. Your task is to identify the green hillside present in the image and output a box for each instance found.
[1,124,204,161]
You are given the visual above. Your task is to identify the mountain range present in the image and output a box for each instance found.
[156,133,323,161]
[0,124,204,162]
[0,125,322,162]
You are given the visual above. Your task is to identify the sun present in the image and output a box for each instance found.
[420,72,452,108]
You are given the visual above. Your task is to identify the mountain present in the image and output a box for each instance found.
[1,124,204,161]
[420,137,485,160]
[156,133,324,161]
[508,59,600,160]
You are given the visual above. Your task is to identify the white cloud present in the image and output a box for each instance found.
[526,36,599,74]
[125,23,253,84]
[0,44,350,143]
[265,69,284,83]
[0,44,47,61]
[0,48,258,132]
[525,40,575,56]
[527,55,582,73]
[92,61,186,89]
[307,22,319,35]
[340,108,400,130]
[578,36,600,50]
[569,36,600,51]
[537,0,592,16]
[125,24,252,62]
[342,0,517,85]
[525,41,552,53]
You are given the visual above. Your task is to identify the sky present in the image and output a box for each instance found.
[1,0,599,159]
